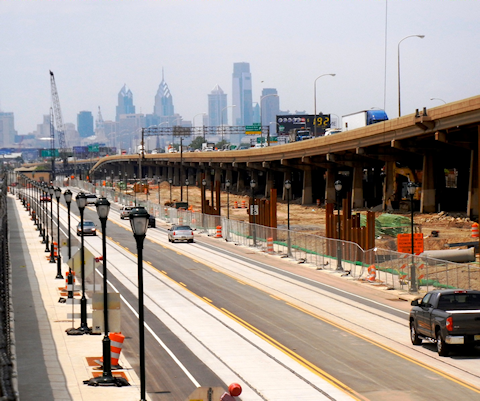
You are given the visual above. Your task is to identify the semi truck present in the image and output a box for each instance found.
[288,129,313,142]
[342,110,388,131]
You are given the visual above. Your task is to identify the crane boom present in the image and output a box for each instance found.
[49,70,67,166]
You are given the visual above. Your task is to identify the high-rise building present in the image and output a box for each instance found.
[77,111,94,138]
[154,69,175,120]
[261,88,280,127]
[0,112,17,147]
[116,84,136,121]
[232,62,253,126]
[208,84,227,127]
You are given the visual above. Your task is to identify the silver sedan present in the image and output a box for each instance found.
[167,225,194,243]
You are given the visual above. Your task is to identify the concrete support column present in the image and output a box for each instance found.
[167,166,174,184]
[214,168,222,185]
[236,170,246,192]
[467,149,478,218]
[420,152,436,213]
[352,166,364,209]
[324,168,336,204]
[265,170,274,198]
[382,161,395,211]
[174,167,180,186]
[301,167,313,205]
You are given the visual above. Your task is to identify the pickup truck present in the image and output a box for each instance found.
[409,289,480,356]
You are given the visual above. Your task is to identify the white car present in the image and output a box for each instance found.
[120,206,134,219]
[168,225,194,243]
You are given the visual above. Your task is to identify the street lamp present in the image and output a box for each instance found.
[221,105,236,143]
[335,180,343,271]
[67,192,90,335]
[111,170,114,191]
[157,176,161,207]
[285,180,292,257]
[168,178,173,201]
[129,207,150,401]
[250,179,257,247]
[260,95,278,146]
[398,34,425,117]
[408,182,418,292]
[185,179,189,205]
[49,185,56,263]
[202,178,207,229]
[430,97,446,104]
[314,73,336,137]
[225,179,231,220]
[133,173,137,206]
[43,184,49,249]
[54,187,63,279]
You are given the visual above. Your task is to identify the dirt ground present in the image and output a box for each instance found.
[136,182,476,252]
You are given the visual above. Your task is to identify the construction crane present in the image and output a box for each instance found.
[49,70,68,167]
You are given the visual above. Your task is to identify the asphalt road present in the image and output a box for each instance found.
[47,190,480,400]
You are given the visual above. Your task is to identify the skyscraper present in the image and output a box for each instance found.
[77,111,94,138]
[154,69,175,119]
[116,84,135,121]
[0,112,17,147]
[232,62,253,126]
[261,88,280,126]
[208,84,227,127]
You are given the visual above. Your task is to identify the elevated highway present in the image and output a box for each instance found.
[86,95,480,216]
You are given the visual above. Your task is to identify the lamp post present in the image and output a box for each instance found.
[54,187,63,278]
[398,34,425,117]
[67,192,90,335]
[225,179,231,220]
[185,179,189,205]
[335,180,343,271]
[408,182,418,292]
[111,170,114,191]
[43,184,49,249]
[250,179,257,247]
[285,180,292,257]
[145,175,149,203]
[221,105,236,143]
[202,178,207,229]
[430,97,446,105]
[260,95,278,146]
[168,178,173,201]
[49,185,56,263]
[129,207,150,401]
[133,173,137,206]
[314,73,336,137]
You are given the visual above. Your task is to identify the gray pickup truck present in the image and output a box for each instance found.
[409,289,480,356]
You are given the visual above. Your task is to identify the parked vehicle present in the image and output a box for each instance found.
[77,220,97,236]
[85,193,98,205]
[40,195,51,202]
[342,110,388,131]
[168,225,194,243]
[120,206,133,219]
[148,215,156,228]
[409,289,480,356]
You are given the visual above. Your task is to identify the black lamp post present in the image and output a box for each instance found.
[133,173,137,206]
[43,184,49,248]
[157,177,161,206]
[250,179,257,247]
[129,207,150,401]
[335,180,343,271]
[285,180,292,257]
[408,182,417,292]
[49,185,56,263]
[202,178,207,230]
[111,170,114,191]
[185,179,189,205]
[64,189,73,299]
[145,175,149,202]
[225,179,231,220]
[67,192,90,335]
[54,187,63,278]
[168,178,173,201]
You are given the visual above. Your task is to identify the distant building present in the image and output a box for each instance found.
[154,69,180,126]
[77,111,94,138]
[261,88,280,126]
[116,84,136,122]
[0,112,17,147]
[208,84,227,126]
[232,62,253,126]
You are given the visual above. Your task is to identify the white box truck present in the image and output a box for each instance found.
[342,110,388,131]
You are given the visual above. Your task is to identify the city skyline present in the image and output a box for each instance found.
[1,1,480,136]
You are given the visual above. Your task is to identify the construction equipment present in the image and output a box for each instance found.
[392,165,422,210]
[49,70,68,167]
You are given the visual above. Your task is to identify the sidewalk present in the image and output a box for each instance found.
[9,194,143,401]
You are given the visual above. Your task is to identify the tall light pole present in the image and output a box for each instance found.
[250,179,257,247]
[49,185,56,263]
[64,189,73,299]
[221,105,236,143]
[430,97,446,104]
[314,73,336,137]
[202,178,207,230]
[133,173,137,206]
[260,95,278,146]
[398,34,425,117]
[129,207,150,401]
[185,179,189,205]
[168,178,173,201]
[67,192,90,335]
[285,180,292,257]
[335,180,343,271]
[111,170,114,191]
[408,182,417,292]
[43,184,49,249]
[54,187,63,278]
[225,179,231,220]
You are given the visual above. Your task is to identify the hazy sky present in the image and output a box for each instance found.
[1,0,479,135]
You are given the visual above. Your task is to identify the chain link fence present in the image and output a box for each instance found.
[69,179,480,292]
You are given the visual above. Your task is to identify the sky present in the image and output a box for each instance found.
[1,0,480,135]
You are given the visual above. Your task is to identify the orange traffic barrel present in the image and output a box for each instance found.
[241,200,246,208]
[101,332,125,368]
[366,265,376,282]
[234,201,238,209]
[472,223,479,238]
[267,237,274,254]
[215,226,222,238]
